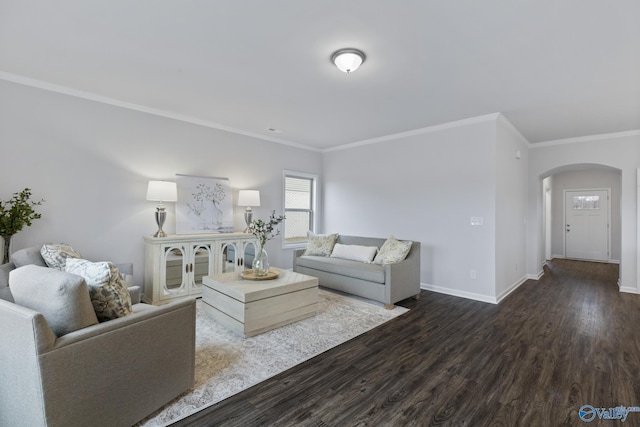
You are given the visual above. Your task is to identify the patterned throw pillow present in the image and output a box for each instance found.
[65,258,132,322]
[373,236,413,265]
[303,231,339,257]
[40,243,82,270]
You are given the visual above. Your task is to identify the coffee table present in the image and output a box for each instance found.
[202,268,319,337]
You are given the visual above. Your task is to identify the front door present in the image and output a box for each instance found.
[564,190,609,261]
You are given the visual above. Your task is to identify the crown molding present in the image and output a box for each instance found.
[323,113,501,153]
[496,113,530,146]
[530,129,640,149]
[0,71,321,153]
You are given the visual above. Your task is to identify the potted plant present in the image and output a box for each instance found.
[0,188,44,263]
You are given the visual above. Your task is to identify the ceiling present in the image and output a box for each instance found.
[1,1,638,150]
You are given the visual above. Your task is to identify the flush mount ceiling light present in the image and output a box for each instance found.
[331,48,366,73]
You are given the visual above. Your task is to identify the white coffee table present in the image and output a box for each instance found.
[202,268,319,337]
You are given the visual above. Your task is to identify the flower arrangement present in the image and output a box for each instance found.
[0,188,44,262]
[249,210,285,248]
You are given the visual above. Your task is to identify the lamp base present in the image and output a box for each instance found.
[153,207,168,238]
[243,208,253,233]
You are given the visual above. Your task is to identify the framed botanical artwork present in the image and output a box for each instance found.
[175,174,234,234]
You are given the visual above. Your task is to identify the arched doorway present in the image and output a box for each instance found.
[540,163,622,265]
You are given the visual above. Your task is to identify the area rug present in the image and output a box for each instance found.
[137,289,409,426]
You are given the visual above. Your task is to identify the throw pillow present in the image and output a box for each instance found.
[9,265,98,336]
[303,231,339,257]
[10,246,48,268]
[330,243,378,263]
[65,258,132,322]
[40,243,82,270]
[373,236,413,265]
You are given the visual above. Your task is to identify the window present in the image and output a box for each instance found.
[283,171,316,247]
[573,195,600,210]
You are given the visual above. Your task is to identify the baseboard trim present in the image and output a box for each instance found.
[420,283,497,304]
[527,269,544,280]
[495,275,528,304]
[620,286,638,294]
[551,255,619,264]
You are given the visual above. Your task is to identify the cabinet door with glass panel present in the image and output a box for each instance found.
[144,233,257,304]
[159,242,214,300]
[220,239,259,273]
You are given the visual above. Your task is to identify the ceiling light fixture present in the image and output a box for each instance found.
[331,48,366,73]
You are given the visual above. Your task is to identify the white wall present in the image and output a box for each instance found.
[550,168,621,261]
[495,117,529,300]
[0,80,323,286]
[527,133,640,292]
[323,118,499,302]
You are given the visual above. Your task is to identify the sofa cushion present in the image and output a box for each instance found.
[297,255,385,284]
[0,261,14,288]
[0,283,14,303]
[10,246,47,268]
[304,231,338,257]
[9,265,99,336]
[373,236,413,265]
[41,243,82,270]
[65,258,132,322]
[330,243,378,263]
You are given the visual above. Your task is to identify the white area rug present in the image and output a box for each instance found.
[138,289,408,426]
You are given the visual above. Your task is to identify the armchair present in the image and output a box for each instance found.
[0,291,195,427]
[0,246,196,427]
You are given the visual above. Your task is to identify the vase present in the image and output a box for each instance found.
[252,244,270,277]
[1,235,12,264]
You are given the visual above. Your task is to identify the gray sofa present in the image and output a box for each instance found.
[293,235,421,308]
[0,247,196,427]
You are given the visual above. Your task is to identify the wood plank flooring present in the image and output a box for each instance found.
[173,259,640,426]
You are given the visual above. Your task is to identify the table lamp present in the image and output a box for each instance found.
[237,190,260,233]
[146,180,178,237]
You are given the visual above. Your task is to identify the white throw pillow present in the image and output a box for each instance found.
[303,231,339,257]
[373,236,413,265]
[330,243,378,263]
[65,258,132,322]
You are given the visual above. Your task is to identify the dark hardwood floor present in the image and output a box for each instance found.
[173,259,639,426]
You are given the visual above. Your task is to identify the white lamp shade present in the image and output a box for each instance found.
[237,190,261,207]
[332,49,365,73]
[146,181,177,202]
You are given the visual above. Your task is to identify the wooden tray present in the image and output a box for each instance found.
[240,269,280,281]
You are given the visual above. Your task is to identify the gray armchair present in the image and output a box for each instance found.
[0,296,195,427]
[0,247,196,427]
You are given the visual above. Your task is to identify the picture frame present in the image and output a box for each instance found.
[175,174,234,234]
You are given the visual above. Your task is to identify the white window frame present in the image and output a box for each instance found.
[282,170,317,249]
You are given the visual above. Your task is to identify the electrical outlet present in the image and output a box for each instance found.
[470,270,477,279]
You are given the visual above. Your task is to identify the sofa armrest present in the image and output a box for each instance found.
[127,285,141,304]
[49,298,193,350]
[384,241,421,303]
[293,248,306,271]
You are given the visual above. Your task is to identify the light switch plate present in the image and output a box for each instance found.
[470,216,483,226]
